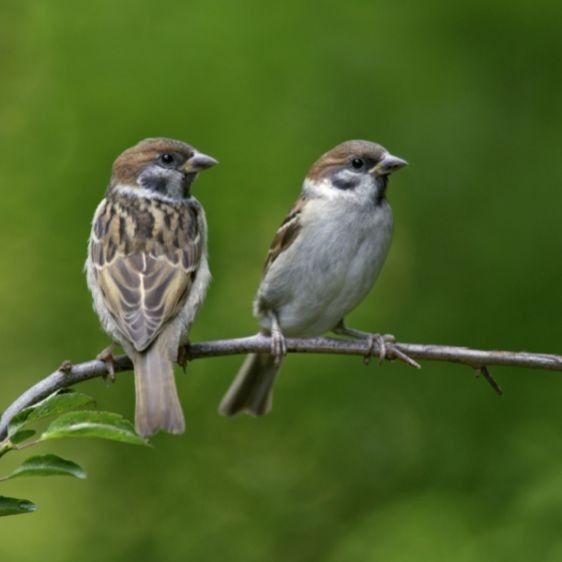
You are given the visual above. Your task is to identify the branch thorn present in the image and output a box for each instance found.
[475,365,503,396]
[58,360,73,374]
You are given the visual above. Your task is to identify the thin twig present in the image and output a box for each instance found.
[1,335,561,440]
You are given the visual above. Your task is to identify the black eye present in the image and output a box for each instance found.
[160,153,174,165]
[351,158,364,170]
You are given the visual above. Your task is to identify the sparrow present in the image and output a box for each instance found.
[219,140,408,417]
[86,137,217,436]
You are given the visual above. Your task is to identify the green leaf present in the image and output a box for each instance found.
[5,454,86,480]
[41,411,148,446]
[8,390,96,437]
[0,496,37,516]
[9,429,36,445]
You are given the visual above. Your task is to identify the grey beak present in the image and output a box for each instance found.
[183,151,219,173]
[371,153,408,176]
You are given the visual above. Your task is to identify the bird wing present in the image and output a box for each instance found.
[263,196,307,275]
[89,197,203,352]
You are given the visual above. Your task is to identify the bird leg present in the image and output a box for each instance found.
[177,339,190,372]
[96,344,116,382]
[332,320,420,369]
[269,311,287,365]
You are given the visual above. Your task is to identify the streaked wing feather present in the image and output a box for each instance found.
[90,197,202,351]
[263,197,307,275]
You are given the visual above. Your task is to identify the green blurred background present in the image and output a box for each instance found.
[1,0,562,559]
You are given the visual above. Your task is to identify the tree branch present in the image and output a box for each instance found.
[2,335,562,439]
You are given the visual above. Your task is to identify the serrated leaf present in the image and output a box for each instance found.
[9,429,36,444]
[0,496,36,516]
[8,390,96,437]
[5,454,86,480]
[41,411,148,446]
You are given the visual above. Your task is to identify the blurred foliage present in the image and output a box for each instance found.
[1,0,561,559]
[0,390,146,516]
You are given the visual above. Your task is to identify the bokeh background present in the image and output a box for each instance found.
[2,0,562,559]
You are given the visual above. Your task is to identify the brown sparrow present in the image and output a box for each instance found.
[219,140,407,416]
[86,138,217,436]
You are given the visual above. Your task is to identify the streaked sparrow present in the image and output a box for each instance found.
[86,138,217,436]
[219,140,407,416]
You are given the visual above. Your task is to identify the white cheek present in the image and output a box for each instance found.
[303,178,345,200]
[303,175,377,203]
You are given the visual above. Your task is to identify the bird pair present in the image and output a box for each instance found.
[86,138,407,437]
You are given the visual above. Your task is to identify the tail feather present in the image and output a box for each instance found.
[134,346,185,437]
[219,353,281,416]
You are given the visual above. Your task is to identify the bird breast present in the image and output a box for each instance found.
[257,198,393,337]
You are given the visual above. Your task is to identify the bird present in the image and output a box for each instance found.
[86,137,217,437]
[219,139,408,417]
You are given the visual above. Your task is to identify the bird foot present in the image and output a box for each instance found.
[268,312,287,366]
[177,343,190,373]
[363,333,396,365]
[333,322,420,369]
[270,330,287,366]
[96,346,116,383]
[363,334,421,368]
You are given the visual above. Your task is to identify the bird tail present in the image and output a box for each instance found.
[218,353,281,416]
[133,345,185,437]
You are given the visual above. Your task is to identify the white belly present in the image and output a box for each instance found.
[257,199,393,336]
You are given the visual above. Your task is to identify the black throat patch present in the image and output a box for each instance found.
[375,176,388,206]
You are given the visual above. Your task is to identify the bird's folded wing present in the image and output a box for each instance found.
[263,196,307,274]
[89,199,202,351]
